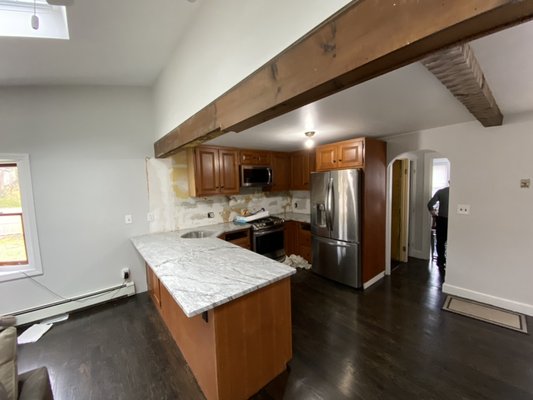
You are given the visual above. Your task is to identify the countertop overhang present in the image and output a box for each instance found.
[131,225,296,318]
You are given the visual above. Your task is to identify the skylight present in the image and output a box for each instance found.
[0,0,69,39]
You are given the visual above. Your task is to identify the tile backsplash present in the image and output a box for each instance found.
[146,152,310,233]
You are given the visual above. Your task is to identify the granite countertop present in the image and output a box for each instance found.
[276,212,310,224]
[131,229,295,318]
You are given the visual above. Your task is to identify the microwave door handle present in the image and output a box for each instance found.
[268,168,272,185]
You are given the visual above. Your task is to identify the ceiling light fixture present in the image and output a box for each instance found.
[31,0,39,30]
[304,131,316,149]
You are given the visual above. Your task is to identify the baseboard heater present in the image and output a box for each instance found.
[10,281,136,326]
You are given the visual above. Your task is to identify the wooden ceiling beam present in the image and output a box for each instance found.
[155,0,533,158]
[422,44,503,126]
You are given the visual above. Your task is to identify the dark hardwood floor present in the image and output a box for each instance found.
[18,258,533,400]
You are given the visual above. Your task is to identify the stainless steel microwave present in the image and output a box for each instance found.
[240,165,272,187]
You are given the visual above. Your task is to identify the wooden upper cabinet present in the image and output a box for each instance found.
[290,150,315,190]
[271,152,290,191]
[240,150,271,165]
[338,139,364,169]
[189,146,239,197]
[218,149,240,194]
[315,144,338,171]
[316,138,364,171]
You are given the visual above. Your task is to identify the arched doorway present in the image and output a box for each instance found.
[385,150,451,281]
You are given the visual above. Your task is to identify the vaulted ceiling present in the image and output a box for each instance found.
[1,1,532,152]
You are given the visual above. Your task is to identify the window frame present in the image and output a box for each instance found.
[0,154,43,281]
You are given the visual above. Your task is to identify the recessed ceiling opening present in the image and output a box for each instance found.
[0,0,69,39]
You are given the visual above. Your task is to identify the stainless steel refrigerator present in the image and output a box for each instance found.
[310,169,362,289]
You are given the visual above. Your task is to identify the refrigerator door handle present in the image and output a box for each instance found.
[326,177,333,231]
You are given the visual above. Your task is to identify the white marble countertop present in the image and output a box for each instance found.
[275,212,310,224]
[131,230,295,318]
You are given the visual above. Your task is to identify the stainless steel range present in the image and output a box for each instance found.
[250,216,285,261]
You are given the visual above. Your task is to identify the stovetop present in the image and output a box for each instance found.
[250,216,285,231]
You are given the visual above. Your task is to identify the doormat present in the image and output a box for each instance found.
[442,295,528,334]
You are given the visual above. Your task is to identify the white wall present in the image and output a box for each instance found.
[0,86,153,315]
[386,112,533,315]
[154,0,351,139]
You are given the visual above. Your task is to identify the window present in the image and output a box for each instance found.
[0,0,69,39]
[0,154,42,280]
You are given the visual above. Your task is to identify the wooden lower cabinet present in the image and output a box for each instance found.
[146,266,292,400]
[297,223,312,263]
[218,228,251,249]
[284,221,312,263]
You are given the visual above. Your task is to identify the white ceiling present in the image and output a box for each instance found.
[0,2,532,149]
[0,0,201,86]
[209,20,533,151]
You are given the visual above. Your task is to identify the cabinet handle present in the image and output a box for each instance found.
[333,160,336,163]
[339,159,342,162]
[220,186,224,189]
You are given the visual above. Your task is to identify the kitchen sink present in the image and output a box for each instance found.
[180,230,214,238]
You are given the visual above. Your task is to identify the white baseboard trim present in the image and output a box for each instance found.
[442,283,533,317]
[363,272,385,289]
[11,281,136,326]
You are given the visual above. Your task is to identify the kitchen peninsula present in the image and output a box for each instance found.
[131,228,295,400]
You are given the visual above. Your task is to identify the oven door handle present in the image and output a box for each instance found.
[253,225,285,237]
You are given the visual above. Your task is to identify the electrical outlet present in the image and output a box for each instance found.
[457,204,471,215]
[146,212,155,222]
[520,178,530,189]
[124,214,133,224]
[207,212,215,218]
[121,268,130,280]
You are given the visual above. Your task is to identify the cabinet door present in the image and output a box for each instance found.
[315,144,338,171]
[219,149,240,194]
[290,150,314,190]
[338,139,364,168]
[240,150,271,165]
[298,223,312,263]
[284,221,298,256]
[195,147,220,196]
[271,152,291,191]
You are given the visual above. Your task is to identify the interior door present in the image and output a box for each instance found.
[391,159,410,262]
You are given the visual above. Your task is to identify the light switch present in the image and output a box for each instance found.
[457,204,470,215]
[124,214,133,224]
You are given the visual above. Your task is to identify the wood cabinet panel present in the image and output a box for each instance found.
[271,152,291,191]
[316,138,364,171]
[153,276,292,400]
[240,150,271,165]
[146,264,161,308]
[338,139,364,168]
[315,144,338,171]
[218,149,239,194]
[297,223,312,263]
[284,221,298,256]
[290,150,315,190]
[214,278,292,400]
[220,228,251,250]
[189,146,239,197]
[195,147,220,195]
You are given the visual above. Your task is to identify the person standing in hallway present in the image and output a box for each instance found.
[428,186,449,269]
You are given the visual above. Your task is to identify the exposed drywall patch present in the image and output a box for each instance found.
[148,157,310,231]
[171,152,190,199]
[146,157,176,233]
